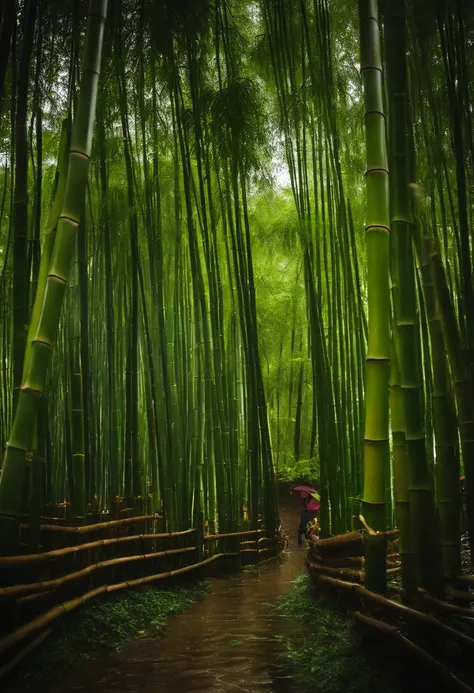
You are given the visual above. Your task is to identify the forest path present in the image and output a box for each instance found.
[46,495,307,693]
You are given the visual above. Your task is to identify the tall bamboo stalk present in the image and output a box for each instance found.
[0,0,108,554]
[359,0,390,593]
[384,0,444,596]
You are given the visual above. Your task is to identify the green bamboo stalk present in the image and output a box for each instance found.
[12,0,37,410]
[437,3,474,357]
[23,119,71,383]
[30,9,43,294]
[97,111,119,504]
[412,196,461,576]
[0,0,15,111]
[0,0,107,554]
[114,0,141,511]
[359,0,390,593]
[69,333,86,526]
[384,0,444,596]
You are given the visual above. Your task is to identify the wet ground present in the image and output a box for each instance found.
[43,493,308,693]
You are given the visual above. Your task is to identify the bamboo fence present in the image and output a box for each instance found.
[0,511,281,683]
[307,529,474,693]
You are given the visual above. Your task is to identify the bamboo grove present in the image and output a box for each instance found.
[0,0,474,597]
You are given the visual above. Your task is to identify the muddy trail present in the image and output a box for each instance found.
[28,493,308,693]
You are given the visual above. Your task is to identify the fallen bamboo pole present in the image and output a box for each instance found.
[0,547,197,598]
[0,529,196,566]
[353,611,474,693]
[0,552,237,659]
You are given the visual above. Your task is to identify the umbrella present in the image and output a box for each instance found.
[306,497,320,512]
[292,485,316,498]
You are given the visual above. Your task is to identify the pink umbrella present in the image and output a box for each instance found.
[292,485,317,498]
[306,497,320,512]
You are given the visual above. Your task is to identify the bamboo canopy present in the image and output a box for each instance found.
[0,0,473,642]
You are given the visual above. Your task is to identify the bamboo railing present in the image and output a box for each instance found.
[307,528,474,693]
[0,513,282,683]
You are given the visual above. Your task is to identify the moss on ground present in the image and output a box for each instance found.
[8,580,212,690]
[275,573,403,693]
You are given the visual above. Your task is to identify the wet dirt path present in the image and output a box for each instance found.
[47,495,307,693]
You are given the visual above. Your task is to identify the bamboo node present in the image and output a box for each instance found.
[46,272,68,284]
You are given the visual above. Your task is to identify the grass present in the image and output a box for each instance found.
[274,573,403,693]
[7,579,212,691]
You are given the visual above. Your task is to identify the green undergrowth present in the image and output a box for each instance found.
[275,573,403,693]
[275,455,320,485]
[8,580,212,690]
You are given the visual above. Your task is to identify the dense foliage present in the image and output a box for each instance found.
[0,0,474,597]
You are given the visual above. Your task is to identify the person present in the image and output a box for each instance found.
[309,515,320,536]
[297,497,318,546]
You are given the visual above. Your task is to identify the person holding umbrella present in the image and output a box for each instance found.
[293,486,320,546]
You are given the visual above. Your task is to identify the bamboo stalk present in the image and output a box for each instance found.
[384,0,444,597]
[12,0,37,412]
[0,0,108,555]
[359,0,391,594]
